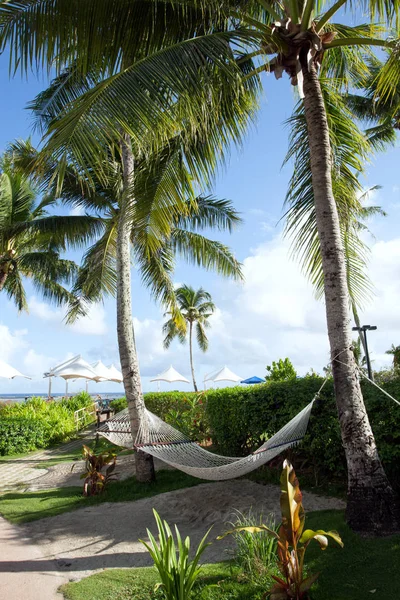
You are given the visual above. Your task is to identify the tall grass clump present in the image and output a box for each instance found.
[229,510,278,584]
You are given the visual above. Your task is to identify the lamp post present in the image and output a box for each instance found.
[352,325,377,380]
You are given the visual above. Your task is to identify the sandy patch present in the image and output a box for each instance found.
[21,479,345,583]
[26,456,170,491]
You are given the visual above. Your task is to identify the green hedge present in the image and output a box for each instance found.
[0,418,49,455]
[110,392,195,420]
[0,392,94,456]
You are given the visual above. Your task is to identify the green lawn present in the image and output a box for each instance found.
[0,435,131,469]
[60,510,400,600]
[0,470,205,523]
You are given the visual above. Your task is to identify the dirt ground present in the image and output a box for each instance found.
[19,479,345,585]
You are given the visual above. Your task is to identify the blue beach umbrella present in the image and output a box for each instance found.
[241,376,265,385]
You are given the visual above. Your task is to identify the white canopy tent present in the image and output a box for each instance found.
[0,359,31,380]
[45,355,99,397]
[204,366,242,389]
[150,365,190,390]
[107,364,123,383]
[91,360,113,382]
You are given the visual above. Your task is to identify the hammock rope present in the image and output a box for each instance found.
[99,394,319,481]
[98,349,400,481]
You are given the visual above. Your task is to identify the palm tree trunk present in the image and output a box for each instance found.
[118,133,155,483]
[189,321,198,391]
[0,258,11,291]
[0,269,8,291]
[301,55,398,533]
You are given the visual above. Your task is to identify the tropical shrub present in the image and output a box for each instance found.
[109,397,127,414]
[219,461,343,600]
[165,393,210,443]
[60,391,93,412]
[266,358,297,382]
[0,394,96,455]
[0,417,49,455]
[145,391,194,421]
[80,444,117,496]
[140,509,211,600]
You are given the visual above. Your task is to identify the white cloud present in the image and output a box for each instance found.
[69,304,108,335]
[0,325,28,362]
[23,348,56,377]
[197,235,400,378]
[4,233,400,392]
[29,297,108,336]
[82,233,400,387]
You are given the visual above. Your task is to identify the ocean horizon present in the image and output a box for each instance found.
[0,392,126,402]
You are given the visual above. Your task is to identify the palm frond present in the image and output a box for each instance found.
[65,222,118,322]
[170,229,243,280]
[196,321,209,352]
[283,78,376,310]
[3,268,27,311]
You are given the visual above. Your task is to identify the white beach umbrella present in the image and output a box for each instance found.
[45,355,98,397]
[150,365,190,390]
[91,360,113,382]
[204,366,242,388]
[107,364,123,383]
[0,358,31,379]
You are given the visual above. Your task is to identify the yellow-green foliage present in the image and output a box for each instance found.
[0,392,93,455]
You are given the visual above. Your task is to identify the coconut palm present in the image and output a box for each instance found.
[13,125,242,483]
[163,285,215,391]
[1,0,399,531]
[2,4,255,481]
[0,152,102,310]
[386,345,400,370]
[345,54,400,150]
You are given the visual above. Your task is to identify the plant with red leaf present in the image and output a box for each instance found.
[219,460,343,599]
[80,444,118,496]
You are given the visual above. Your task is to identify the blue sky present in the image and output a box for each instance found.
[1,58,400,396]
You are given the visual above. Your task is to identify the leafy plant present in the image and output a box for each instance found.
[109,397,127,414]
[0,417,49,455]
[266,359,297,382]
[228,510,278,585]
[140,509,211,600]
[165,393,210,444]
[219,461,343,599]
[80,444,117,496]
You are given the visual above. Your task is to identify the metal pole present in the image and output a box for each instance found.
[48,376,52,400]
[65,380,68,398]
[363,328,373,381]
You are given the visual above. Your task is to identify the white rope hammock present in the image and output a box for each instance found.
[98,399,315,481]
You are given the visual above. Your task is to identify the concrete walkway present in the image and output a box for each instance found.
[0,516,67,599]
[0,428,96,492]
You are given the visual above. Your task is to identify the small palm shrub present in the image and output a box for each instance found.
[140,509,211,600]
[228,510,278,584]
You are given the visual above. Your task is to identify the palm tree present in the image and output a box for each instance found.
[386,345,400,371]
[346,53,400,149]
[13,126,242,483]
[2,0,399,531]
[163,285,215,391]
[0,152,102,310]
